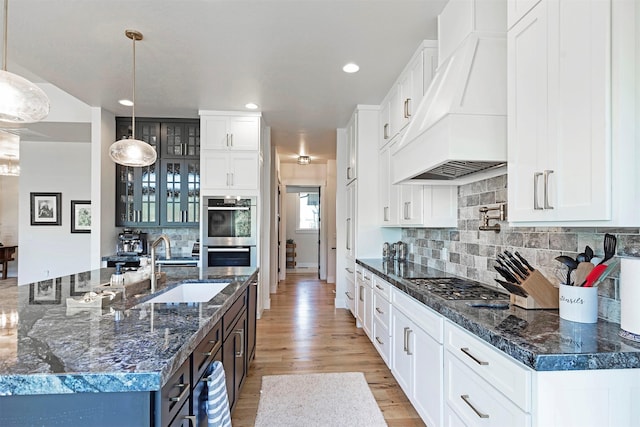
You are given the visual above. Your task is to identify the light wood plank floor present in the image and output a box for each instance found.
[232,273,425,426]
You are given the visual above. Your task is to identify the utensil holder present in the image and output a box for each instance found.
[559,284,598,323]
[509,270,559,309]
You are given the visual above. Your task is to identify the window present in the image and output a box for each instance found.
[297,192,319,230]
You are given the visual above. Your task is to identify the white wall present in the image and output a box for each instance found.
[18,141,91,284]
[285,191,319,269]
[0,175,19,277]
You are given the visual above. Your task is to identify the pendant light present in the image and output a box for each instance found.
[109,30,157,167]
[0,0,50,124]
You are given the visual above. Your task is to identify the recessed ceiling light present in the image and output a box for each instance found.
[342,63,360,73]
[119,99,134,106]
[245,103,259,110]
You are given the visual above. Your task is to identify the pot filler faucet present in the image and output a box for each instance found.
[150,234,171,292]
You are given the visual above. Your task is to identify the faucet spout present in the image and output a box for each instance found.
[150,234,171,293]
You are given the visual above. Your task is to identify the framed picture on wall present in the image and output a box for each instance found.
[71,200,91,233]
[30,192,61,226]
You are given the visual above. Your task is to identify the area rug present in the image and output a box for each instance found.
[254,372,387,427]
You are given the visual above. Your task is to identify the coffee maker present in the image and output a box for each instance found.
[116,229,148,256]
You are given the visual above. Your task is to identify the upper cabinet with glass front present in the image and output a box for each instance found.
[115,117,200,227]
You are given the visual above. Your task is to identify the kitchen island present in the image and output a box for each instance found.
[0,266,258,427]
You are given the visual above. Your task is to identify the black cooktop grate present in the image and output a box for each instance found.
[406,277,508,300]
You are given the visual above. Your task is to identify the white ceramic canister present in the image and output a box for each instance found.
[559,284,598,323]
[620,257,640,335]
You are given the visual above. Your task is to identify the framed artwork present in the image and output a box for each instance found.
[29,278,62,305]
[70,271,93,296]
[30,192,62,226]
[71,200,91,233]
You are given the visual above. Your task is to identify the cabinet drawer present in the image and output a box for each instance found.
[373,291,391,329]
[372,318,391,367]
[193,320,222,382]
[372,275,391,300]
[167,398,192,427]
[444,322,531,411]
[445,351,531,427]
[392,287,443,343]
[223,290,247,339]
[161,356,192,426]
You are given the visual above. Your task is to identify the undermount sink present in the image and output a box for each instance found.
[145,282,230,303]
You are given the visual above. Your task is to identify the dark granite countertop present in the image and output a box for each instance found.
[357,258,640,372]
[0,266,257,396]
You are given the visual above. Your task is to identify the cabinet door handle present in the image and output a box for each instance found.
[346,218,351,250]
[461,394,489,419]
[202,339,220,356]
[383,123,389,140]
[404,98,412,118]
[375,336,384,345]
[226,133,230,147]
[404,202,410,220]
[359,285,364,301]
[347,166,352,180]
[168,383,190,402]
[404,326,412,356]
[460,347,489,365]
[375,307,384,315]
[183,415,197,427]
[230,173,234,187]
[543,169,554,209]
[383,206,389,222]
[235,329,244,358]
[533,172,543,210]
[230,134,233,147]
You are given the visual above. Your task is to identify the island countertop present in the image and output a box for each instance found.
[357,258,640,371]
[0,266,258,396]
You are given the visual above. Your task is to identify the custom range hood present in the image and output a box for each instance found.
[392,0,507,185]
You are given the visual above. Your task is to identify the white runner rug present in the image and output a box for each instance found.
[254,372,387,427]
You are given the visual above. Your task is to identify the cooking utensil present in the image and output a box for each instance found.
[503,251,529,277]
[576,252,588,263]
[555,255,579,285]
[585,246,594,262]
[574,262,595,286]
[581,264,607,287]
[494,279,528,298]
[597,233,617,265]
[494,265,519,284]
[514,251,535,272]
[587,258,620,288]
[497,255,526,281]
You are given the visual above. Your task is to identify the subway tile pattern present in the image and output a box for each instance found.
[402,174,640,324]
[138,227,199,257]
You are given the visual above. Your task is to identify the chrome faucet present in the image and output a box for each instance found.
[150,234,171,292]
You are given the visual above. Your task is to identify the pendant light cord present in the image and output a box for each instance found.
[3,0,8,71]
[131,33,136,138]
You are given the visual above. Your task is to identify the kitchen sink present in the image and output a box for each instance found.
[145,282,230,303]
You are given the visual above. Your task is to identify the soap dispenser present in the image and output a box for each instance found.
[110,263,125,287]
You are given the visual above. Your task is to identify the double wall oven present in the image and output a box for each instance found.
[202,196,257,268]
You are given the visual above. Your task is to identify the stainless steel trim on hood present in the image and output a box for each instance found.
[391,28,508,185]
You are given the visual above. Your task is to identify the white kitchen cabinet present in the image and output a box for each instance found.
[345,113,357,184]
[344,260,356,317]
[379,96,392,149]
[201,152,259,191]
[507,0,541,29]
[391,288,443,427]
[345,180,355,259]
[507,0,612,223]
[372,274,392,366]
[200,113,260,151]
[356,268,372,338]
[378,144,399,225]
[399,185,423,225]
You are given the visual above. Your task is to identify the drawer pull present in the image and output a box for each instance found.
[364,276,371,281]
[202,339,220,356]
[235,329,245,358]
[375,285,384,291]
[168,383,189,402]
[375,307,384,315]
[345,267,353,274]
[460,347,489,365]
[375,336,384,345]
[184,415,197,426]
[345,291,354,301]
[403,327,413,355]
[461,394,489,419]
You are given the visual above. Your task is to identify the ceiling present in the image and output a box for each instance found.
[7,0,446,164]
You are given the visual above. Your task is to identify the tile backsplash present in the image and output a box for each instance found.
[138,227,199,257]
[402,174,640,323]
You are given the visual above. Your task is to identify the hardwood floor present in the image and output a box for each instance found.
[232,273,425,426]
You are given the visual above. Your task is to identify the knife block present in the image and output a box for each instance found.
[509,270,559,309]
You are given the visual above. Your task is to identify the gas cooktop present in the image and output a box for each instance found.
[405,277,508,301]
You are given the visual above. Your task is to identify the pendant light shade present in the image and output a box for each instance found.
[109,29,157,167]
[0,0,50,124]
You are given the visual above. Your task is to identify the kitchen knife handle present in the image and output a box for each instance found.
[505,252,529,277]
[514,251,535,272]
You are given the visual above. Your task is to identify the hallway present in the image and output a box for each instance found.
[232,273,425,426]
